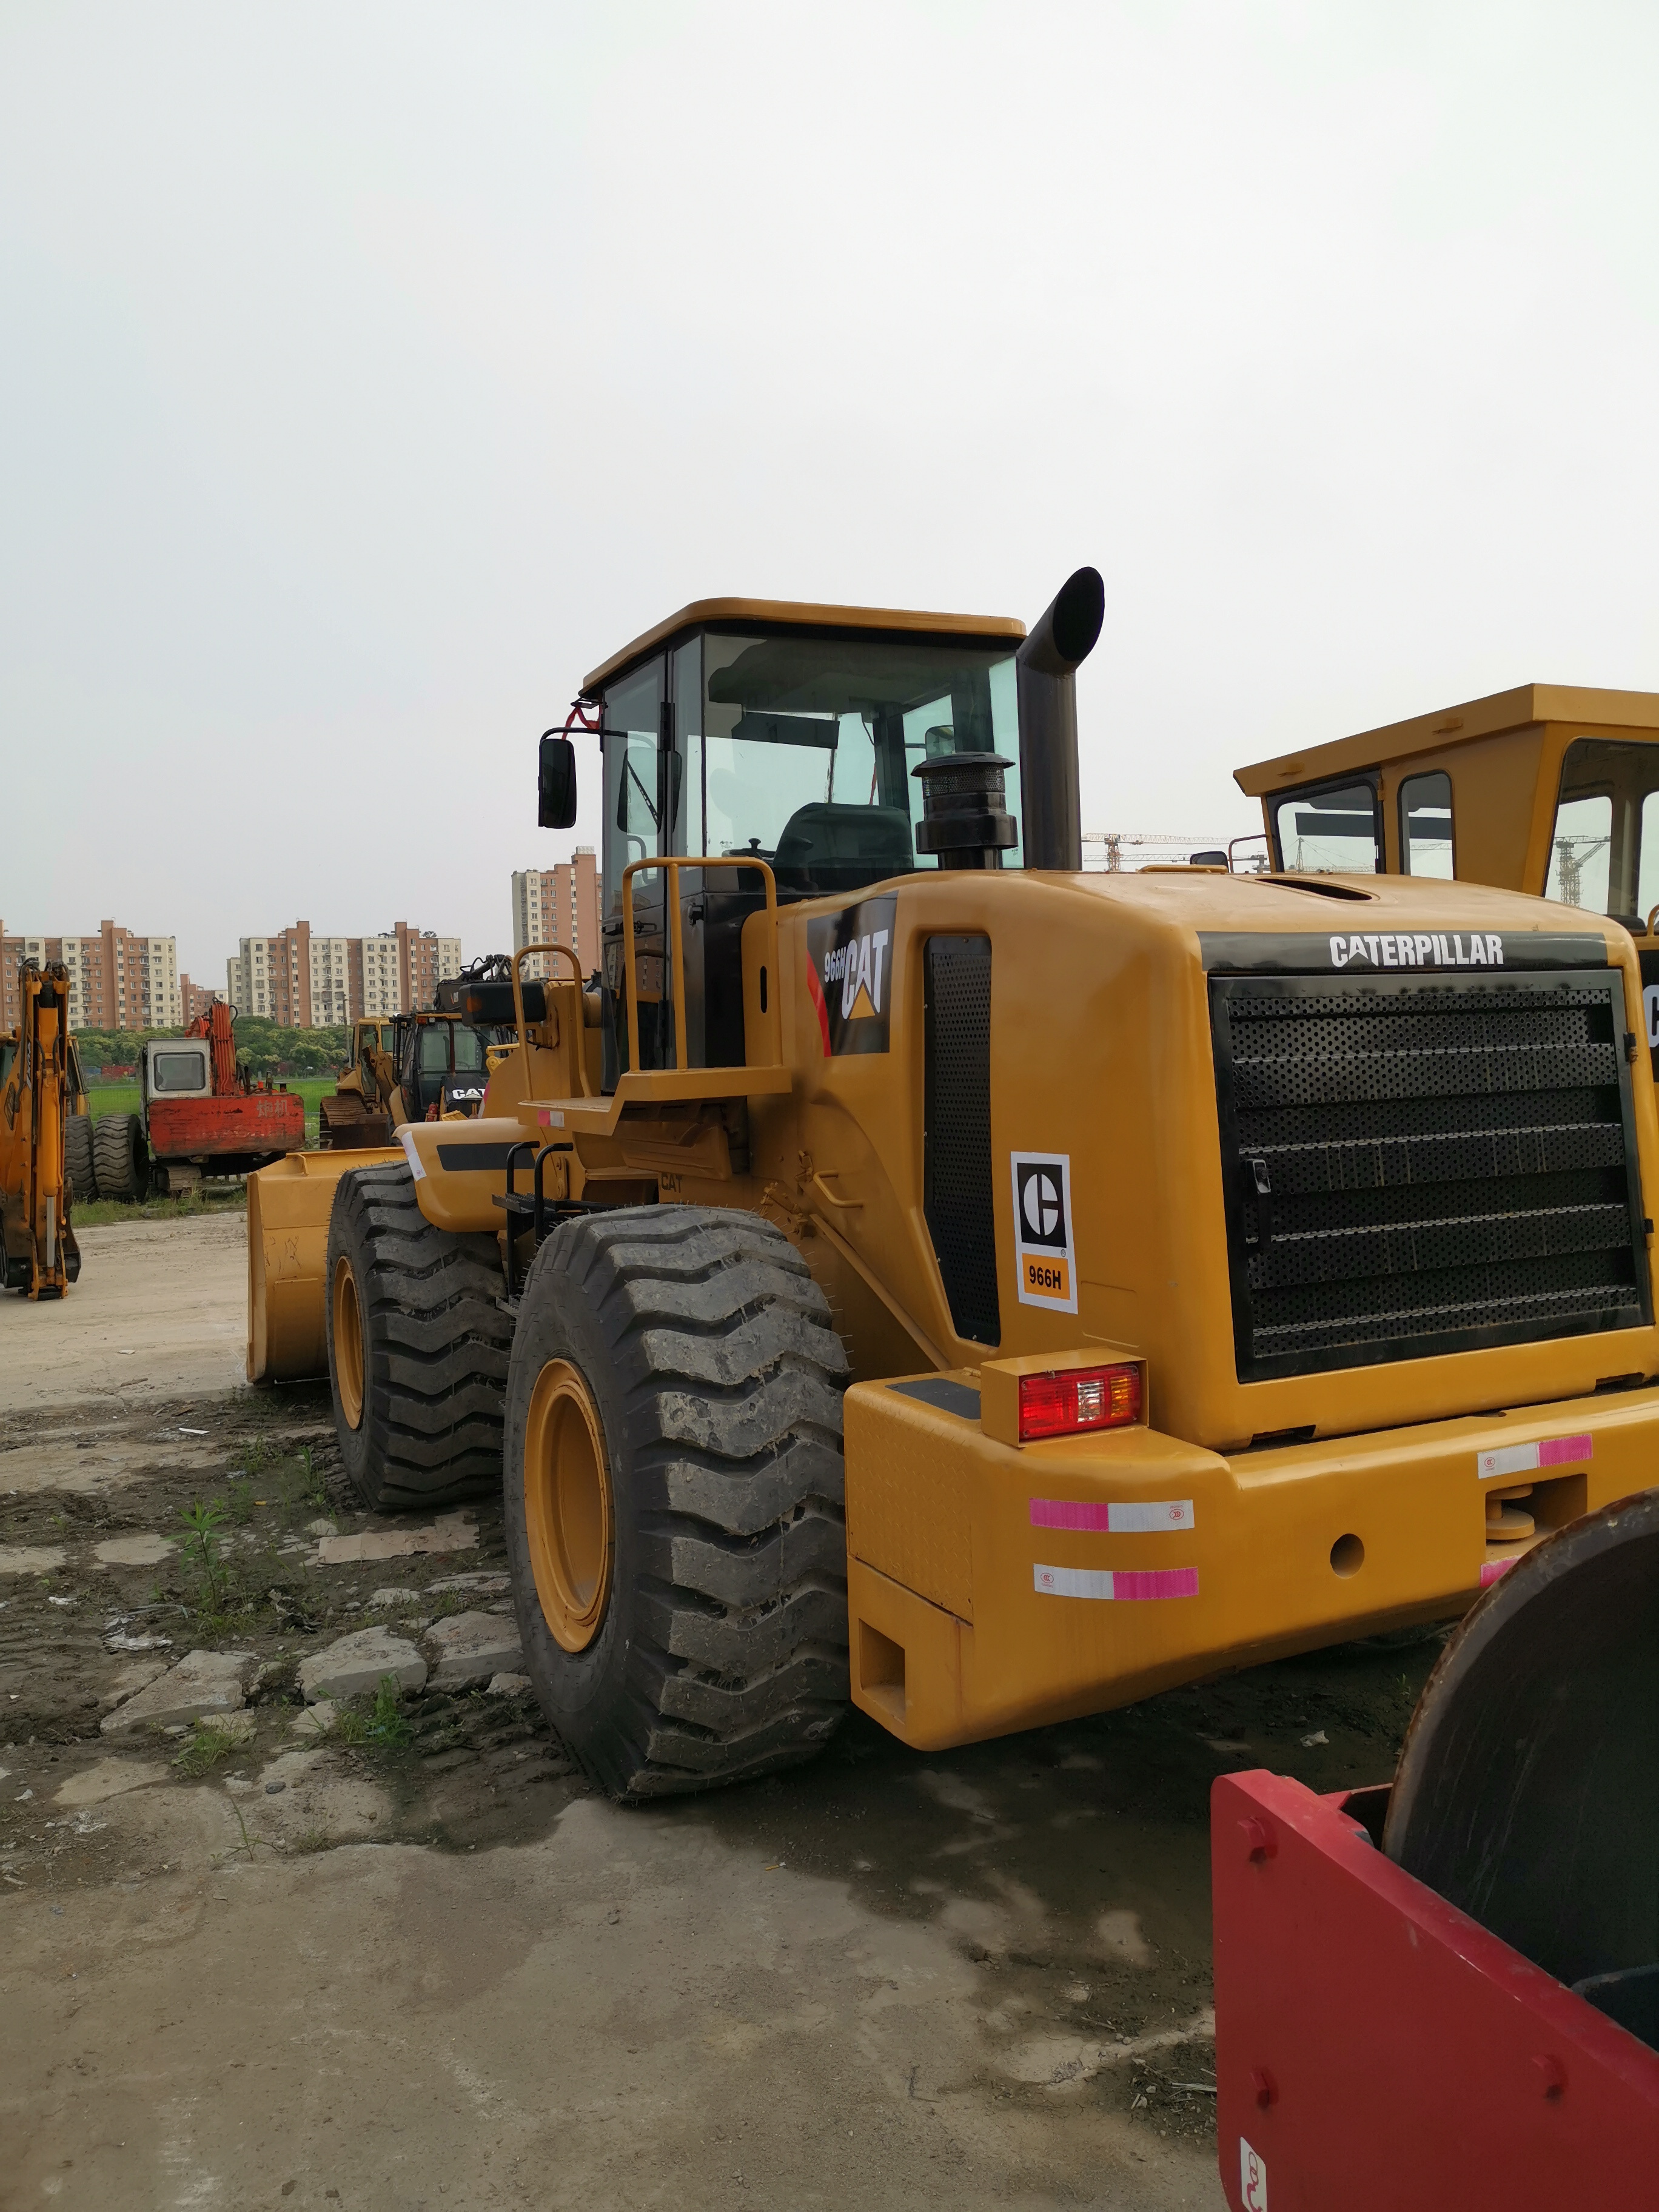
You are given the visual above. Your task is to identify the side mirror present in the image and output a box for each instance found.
[538,732,578,829]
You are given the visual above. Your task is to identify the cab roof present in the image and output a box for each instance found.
[1235,682,1659,799]
[581,595,1025,697]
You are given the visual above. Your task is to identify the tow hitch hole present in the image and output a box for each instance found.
[1330,1532,1364,1577]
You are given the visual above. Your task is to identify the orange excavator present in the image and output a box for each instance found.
[0,961,82,1297]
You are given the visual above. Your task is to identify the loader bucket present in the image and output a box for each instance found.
[246,1147,402,1383]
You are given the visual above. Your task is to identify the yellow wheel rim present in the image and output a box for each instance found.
[523,1358,613,1652]
[333,1254,365,1430]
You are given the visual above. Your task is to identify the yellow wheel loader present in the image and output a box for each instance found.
[250,574,1659,1797]
[1,962,84,1296]
[317,1009,492,1151]
[1236,680,1659,1073]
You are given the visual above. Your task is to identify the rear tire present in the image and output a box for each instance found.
[504,1205,850,1799]
[324,1162,515,1512]
[64,1113,96,1205]
[92,1112,147,1202]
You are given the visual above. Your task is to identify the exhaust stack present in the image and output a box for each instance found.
[1016,566,1104,872]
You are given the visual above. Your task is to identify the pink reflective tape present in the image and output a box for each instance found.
[1110,1567,1200,1602]
[1477,1432,1592,1480]
[1029,1498,1194,1533]
[1031,1499,1112,1530]
[1538,1432,1594,1467]
[1032,1564,1201,1602]
[1480,1558,1517,1588]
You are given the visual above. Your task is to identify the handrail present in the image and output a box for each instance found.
[620,856,780,1076]
[511,942,591,1099]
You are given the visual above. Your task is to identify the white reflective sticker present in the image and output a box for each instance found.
[1108,1500,1194,1533]
[398,1127,426,1182]
[1646,982,1659,1050]
[1036,1563,1116,1601]
[1240,2137,1268,2210]
[1476,1432,1592,1480]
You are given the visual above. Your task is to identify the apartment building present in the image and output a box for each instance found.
[511,850,599,982]
[180,975,223,1025]
[0,920,179,1031]
[227,923,461,1025]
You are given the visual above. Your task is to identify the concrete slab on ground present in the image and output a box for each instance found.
[0,1214,247,1412]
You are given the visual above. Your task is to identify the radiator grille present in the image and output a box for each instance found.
[923,934,1000,1347]
[1210,971,1649,1379]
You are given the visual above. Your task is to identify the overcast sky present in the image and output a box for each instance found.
[4,2,1657,983]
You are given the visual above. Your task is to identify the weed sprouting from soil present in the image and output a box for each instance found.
[292,1826,333,1854]
[335,1675,414,1751]
[175,1500,228,1610]
[221,1797,270,1864]
[298,1446,329,1515]
[174,1722,241,1778]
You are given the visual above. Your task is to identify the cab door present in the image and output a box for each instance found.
[600,655,676,1085]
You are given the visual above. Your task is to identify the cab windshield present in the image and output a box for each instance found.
[602,629,1021,908]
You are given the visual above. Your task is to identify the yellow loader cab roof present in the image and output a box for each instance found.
[581,596,1026,697]
[1235,682,1659,797]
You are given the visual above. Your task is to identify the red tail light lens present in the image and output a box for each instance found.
[1018,1362,1142,1443]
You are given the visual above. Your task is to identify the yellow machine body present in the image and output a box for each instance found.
[258,858,1659,1746]
[0,963,82,1299]
[249,599,1659,1758]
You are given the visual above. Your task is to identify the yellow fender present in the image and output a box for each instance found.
[246,1146,402,1382]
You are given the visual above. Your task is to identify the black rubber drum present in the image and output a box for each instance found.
[1384,1490,1659,2010]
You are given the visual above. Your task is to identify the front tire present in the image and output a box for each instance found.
[324,1162,515,1512]
[64,1113,97,1205]
[504,1205,851,1798]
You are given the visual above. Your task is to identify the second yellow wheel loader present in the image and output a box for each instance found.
[250,571,1659,1798]
[1236,679,1659,1077]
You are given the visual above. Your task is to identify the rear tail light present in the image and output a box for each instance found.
[1018,1362,1142,1443]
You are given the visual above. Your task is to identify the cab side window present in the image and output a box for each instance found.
[1544,739,1659,923]
[1270,778,1381,873]
[1398,771,1454,878]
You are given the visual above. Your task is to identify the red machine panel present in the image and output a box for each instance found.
[147,1092,304,1161]
[1212,1769,1659,2211]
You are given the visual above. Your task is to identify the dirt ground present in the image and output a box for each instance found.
[0,1216,1444,2211]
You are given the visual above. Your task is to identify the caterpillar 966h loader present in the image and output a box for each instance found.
[249,571,1659,1798]
[1,962,84,1296]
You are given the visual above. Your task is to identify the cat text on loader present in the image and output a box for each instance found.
[250,572,1659,1800]
[1,962,82,1296]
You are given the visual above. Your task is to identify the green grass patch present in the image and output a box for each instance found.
[73,1185,247,1228]
[335,1675,415,1750]
[173,1721,244,1777]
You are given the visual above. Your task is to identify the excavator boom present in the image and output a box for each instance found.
[0,962,82,1298]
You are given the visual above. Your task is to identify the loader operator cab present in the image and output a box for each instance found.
[543,592,1101,1091]
[392,1011,488,1121]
